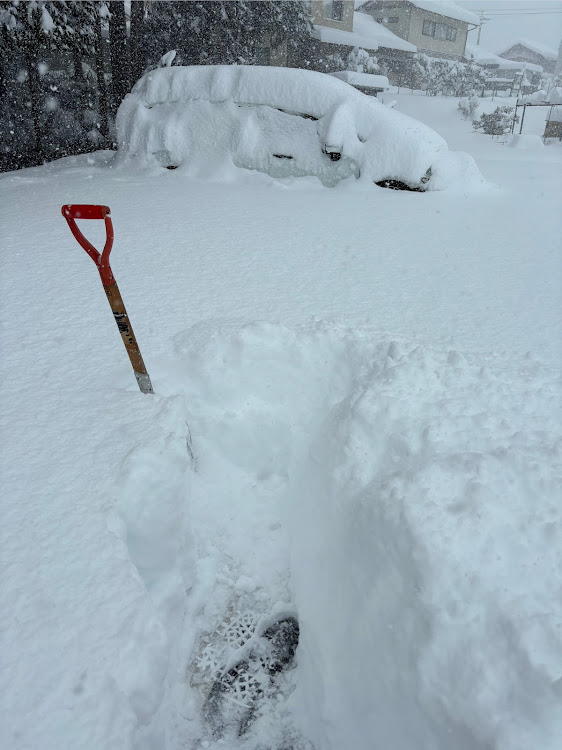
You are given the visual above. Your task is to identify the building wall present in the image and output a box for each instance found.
[310,0,354,33]
[407,6,468,59]
[360,2,468,59]
[359,2,413,42]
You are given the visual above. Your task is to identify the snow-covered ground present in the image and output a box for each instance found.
[1,92,561,750]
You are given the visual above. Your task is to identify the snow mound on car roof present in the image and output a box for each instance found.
[116,65,485,191]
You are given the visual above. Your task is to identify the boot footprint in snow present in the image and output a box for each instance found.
[203,615,299,739]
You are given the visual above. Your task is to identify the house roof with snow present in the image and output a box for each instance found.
[497,39,558,61]
[403,1,479,25]
[329,71,390,90]
[313,11,416,53]
[465,43,543,73]
[355,0,479,26]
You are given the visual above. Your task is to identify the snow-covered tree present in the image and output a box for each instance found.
[347,47,379,74]
[249,0,312,66]
[417,54,486,97]
[1,1,109,170]
[52,2,106,146]
[138,1,311,72]
[473,105,516,135]
[458,95,479,119]
[0,0,314,171]
[0,1,63,163]
[108,0,129,110]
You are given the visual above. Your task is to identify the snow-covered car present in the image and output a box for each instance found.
[116,65,484,191]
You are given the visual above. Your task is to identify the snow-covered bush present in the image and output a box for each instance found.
[473,105,516,135]
[347,46,379,74]
[458,96,479,119]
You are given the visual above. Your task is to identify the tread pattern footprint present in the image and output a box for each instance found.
[203,616,300,740]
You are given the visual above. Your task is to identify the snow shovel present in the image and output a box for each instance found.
[61,204,154,395]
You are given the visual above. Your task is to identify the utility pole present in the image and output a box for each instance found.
[476,11,489,46]
[555,37,562,76]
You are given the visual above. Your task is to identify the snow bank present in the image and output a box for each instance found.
[1,391,193,749]
[286,332,561,750]
[116,65,484,191]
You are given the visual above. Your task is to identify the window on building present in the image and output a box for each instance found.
[326,0,344,21]
[422,19,457,42]
[422,19,435,36]
[376,16,399,23]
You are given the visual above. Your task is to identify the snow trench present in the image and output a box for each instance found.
[116,322,561,750]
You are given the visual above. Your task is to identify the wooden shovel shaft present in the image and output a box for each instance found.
[104,283,154,394]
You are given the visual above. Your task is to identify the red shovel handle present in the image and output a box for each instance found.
[61,204,115,286]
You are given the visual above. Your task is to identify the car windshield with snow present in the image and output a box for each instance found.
[116,65,484,192]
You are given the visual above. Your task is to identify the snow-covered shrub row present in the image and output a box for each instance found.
[115,65,485,192]
[521,87,562,105]
[377,53,488,96]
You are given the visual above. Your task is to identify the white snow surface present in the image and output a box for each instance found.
[116,65,485,192]
[1,92,562,750]
[314,11,416,52]
[329,70,390,90]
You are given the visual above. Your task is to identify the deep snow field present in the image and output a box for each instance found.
[1,93,561,750]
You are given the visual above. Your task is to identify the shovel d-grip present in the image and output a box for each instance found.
[62,204,154,395]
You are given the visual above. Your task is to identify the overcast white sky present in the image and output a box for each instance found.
[456,1,562,55]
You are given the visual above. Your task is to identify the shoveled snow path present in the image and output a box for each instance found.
[164,322,561,750]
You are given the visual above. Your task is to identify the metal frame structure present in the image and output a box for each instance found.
[511,101,557,135]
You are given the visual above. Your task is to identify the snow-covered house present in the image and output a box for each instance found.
[310,1,416,79]
[497,40,558,75]
[356,1,479,61]
[465,43,543,94]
